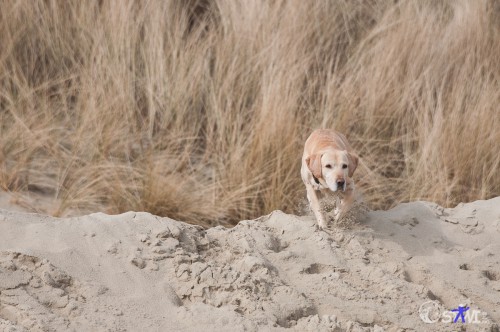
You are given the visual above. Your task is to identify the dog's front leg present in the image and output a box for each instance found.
[306,184,327,229]
[334,185,355,222]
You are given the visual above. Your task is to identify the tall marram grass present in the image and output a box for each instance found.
[0,0,499,226]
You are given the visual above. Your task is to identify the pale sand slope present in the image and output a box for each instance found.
[0,197,499,331]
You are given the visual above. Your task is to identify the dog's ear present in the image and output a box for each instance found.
[306,154,323,179]
[347,152,359,177]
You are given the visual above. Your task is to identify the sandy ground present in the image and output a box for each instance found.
[0,193,499,331]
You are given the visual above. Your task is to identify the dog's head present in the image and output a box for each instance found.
[306,150,358,191]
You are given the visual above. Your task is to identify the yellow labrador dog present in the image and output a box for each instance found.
[301,129,359,229]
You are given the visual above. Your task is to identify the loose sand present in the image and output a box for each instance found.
[0,195,499,331]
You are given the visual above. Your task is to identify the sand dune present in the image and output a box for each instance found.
[0,197,499,331]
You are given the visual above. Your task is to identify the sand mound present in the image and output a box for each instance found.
[0,197,499,331]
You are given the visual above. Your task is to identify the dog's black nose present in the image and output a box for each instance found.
[337,180,345,187]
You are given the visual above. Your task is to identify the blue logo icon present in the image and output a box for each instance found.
[451,305,469,323]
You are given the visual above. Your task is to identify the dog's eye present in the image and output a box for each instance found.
[342,164,348,169]
[325,164,332,169]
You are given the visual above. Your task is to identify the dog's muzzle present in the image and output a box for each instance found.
[337,180,346,192]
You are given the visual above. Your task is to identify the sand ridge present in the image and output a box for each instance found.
[0,197,499,331]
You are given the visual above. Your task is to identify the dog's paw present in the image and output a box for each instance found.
[317,219,328,230]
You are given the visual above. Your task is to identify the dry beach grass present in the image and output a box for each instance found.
[0,0,499,226]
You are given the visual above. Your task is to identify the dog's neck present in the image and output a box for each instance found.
[312,175,328,189]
